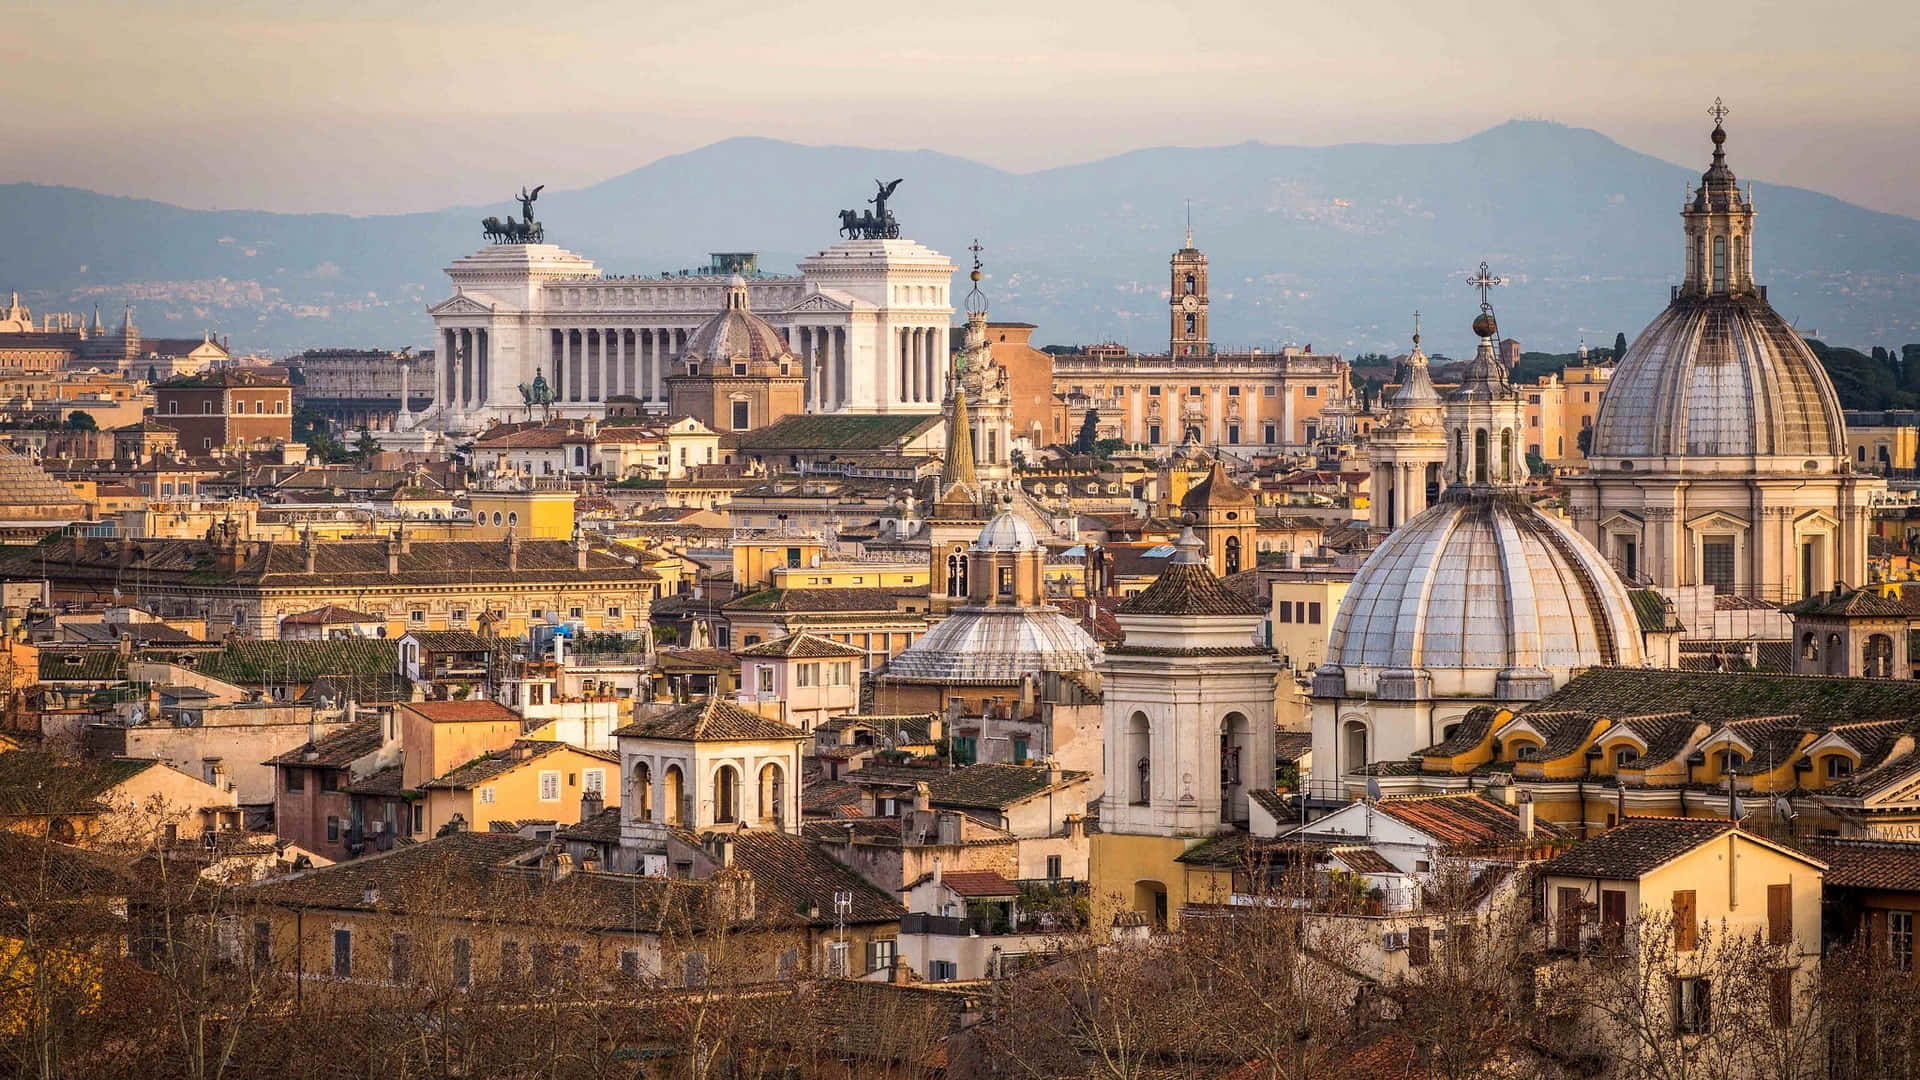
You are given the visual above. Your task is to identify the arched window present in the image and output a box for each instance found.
[1712,235,1727,292]
[1219,712,1252,824]
[1454,429,1467,482]
[574,447,586,467]
[946,552,968,597]
[1224,535,1241,575]
[1733,235,1745,285]
[1716,749,1745,773]
[1127,712,1151,805]
[663,766,684,825]
[632,762,653,823]
[1500,429,1514,481]
[1184,274,1195,295]
[1865,634,1895,679]
[1614,746,1638,768]
[1826,634,1844,677]
[1473,428,1490,484]
[714,765,739,824]
[1801,633,1819,662]
[1343,720,1368,775]
[758,762,785,827]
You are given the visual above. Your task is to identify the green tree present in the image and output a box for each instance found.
[64,411,96,431]
[1577,428,1593,456]
[352,432,380,464]
[1070,409,1099,454]
[1613,331,1629,360]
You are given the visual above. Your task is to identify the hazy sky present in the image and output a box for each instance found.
[3,0,1916,217]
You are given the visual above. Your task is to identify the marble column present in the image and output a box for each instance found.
[443,329,458,406]
[651,330,664,403]
[569,331,582,402]
[550,329,563,401]
[476,328,489,411]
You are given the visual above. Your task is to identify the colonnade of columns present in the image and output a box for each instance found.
[442,327,489,411]
[794,324,848,412]
[549,328,679,405]
[896,325,941,405]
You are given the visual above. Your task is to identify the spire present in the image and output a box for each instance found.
[938,372,978,498]
[964,239,988,318]
[1386,311,1441,409]
[1183,198,1193,249]
[90,304,103,334]
[1450,262,1512,401]
[1682,98,1756,296]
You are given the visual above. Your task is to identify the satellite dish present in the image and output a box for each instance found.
[1773,796,1796,821]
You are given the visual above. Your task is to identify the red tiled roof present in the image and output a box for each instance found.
[402,700,521,724]
[1371,792,1563,850]
[935,870,1018,898]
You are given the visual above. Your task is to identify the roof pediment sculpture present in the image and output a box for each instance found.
[837,178,904,240]
[482,184,546,244]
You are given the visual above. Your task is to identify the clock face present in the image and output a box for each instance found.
[1180,294,1200,312]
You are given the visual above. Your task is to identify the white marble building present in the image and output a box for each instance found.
[424,236,954,433]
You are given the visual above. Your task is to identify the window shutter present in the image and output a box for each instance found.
[1768,884,1792,946]
[1770,969,1793,1029]
[1673,890,1698,952]
[1408,926,1430,967]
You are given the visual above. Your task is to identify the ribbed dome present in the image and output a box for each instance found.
[682,276,790,365]
[1591,296,1845,460]
[972,510,1040,553]
[884,605,1104,683]
[1327,491,1644,674]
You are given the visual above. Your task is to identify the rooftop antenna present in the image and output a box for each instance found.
[1183,199,1193,248]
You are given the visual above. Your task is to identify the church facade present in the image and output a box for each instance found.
[425,228,955,433]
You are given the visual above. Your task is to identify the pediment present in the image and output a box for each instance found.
[429,292,498,317]
[1860,758,1920,809]
[1685,509,1750,532]
[1794,508,1840,531]
[1598,510,1644,534]
[786,290,854,314]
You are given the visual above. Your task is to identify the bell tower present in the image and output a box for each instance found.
[1169,212,1209,358]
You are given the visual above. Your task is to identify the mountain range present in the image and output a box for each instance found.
[2,120,1916,360]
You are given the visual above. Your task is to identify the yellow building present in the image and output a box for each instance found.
[466,488,577,540]
[1264,574,1349,675]
[1847,418,1920,475]
[417,740,618,837]
[1518,360,1613,465]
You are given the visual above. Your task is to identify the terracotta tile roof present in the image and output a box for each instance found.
[342,763,404,797]
[1275,731,1313,763]
[734,632,867,659]
[402,700,520,724]
[1047,596,1125,645]
[614,698,805,742]
[801,777,868,819]
[1328,847,1399,875]
[278,605,379,626]
[929,870,1019,898]
[1518,668,1920,732]
[733,413,941,452]
[1785,585,1920,617]
[1117,552,1264,618]
[1800,837,1920,891]
[723,830,904,926]
[1629,588,1686,632]
[401,630,498,652]
[724,586,926,613]
[1371,792,1562,850]
[1538,818,1739,880]
[655,647,740,669]
[265,717,381,768]
[556,804,623,845]
[0,752,158,816]
[923,763,1085,811]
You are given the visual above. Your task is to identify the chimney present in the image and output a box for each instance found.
[931,855,942,885]
[581,790,604,821]
[549,851,574,881]
[117,631,133,660]
[1518,792,1536,840]
[396,524,411,555]
[1064,812,1085,840]
[711,836,735,869]
[1046,760,1063,788]
[914,781,932,813]
[302,527,316,573]
[574,529,590,571]
[580,851,601,873]
[362,885,379,907]
[506,527,520,572]
[386,532,402,575]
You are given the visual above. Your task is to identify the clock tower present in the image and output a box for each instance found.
[1169,225,1209,358]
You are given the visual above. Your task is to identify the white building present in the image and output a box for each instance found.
[425,236,955,433]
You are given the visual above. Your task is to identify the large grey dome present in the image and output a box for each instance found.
[1327,491,1644,674]
[683,276,790,365]
[884,605,1104,683]
[1590,297,1845,460]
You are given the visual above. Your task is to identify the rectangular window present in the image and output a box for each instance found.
[1188,385,1202,396]
[618,948,642,981]
[1893,911,1915,972]
[1279,601,1293,624]
[412,803,424,834]
[607,606,622,619]
[1700,537,1736,594]
[1012,736,1029,764]
[390,933,411,984]
[538,771,561,802]
[1305,386,1318,397]
[930,959,957,981]
[583,769,605,796]
[952,735,978,766]
[1672,976,1712,1034]
[410,610,424,622]
[1673,890,1698,952]
[452,938,472,988]
[866,938,897,974]
[479,786,496,805]
[1768,884,1793,946]
[1770,969,1793,1029]
[530,944,554,987]
[1407,926,1430,967]
[756,665,775,693]
[332,928,352,978]
[684,951,708,987]
[286,769,305,792]
[569,606,583,619]
[253,921,272,967]
[1601,888,1627,946]
[777,947,799,980]
[321,771,342,792]
[731,400,750,431]
[1046,854,1062,879]
[1308,602,1322,624]
[1556,886,1583,950]
[1148,386,1161,396]
[326,816,340,843]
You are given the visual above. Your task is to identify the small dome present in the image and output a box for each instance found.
[973,510,1040,553]
[1591,297,1845,460]
[682,279,790,365]
[1327,491,1644,676]
[885,605,1104,682]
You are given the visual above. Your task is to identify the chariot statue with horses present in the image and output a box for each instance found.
[838,178,904,239]
[482,185,547,244]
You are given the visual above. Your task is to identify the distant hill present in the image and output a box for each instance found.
[1,121,1917,359]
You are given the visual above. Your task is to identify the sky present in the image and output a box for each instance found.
[2,0,1916,217]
